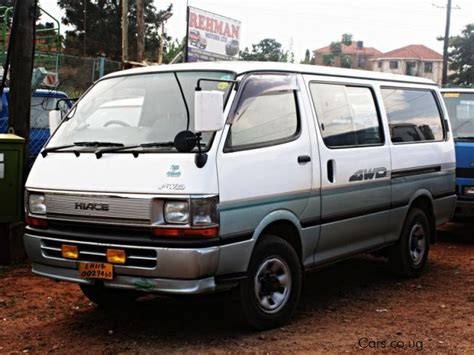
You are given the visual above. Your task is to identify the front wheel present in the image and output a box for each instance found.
[240,235,302,330]
[389,207,431,277]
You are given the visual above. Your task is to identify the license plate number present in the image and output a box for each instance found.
[79,262,113,280]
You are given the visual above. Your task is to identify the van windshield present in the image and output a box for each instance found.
[442,92,474,139]
[48,71,234,151]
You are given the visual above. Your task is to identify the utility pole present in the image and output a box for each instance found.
[442,0,452,86]
[121,0,128,64]
[9,0,35,151]
[136,0,144,62]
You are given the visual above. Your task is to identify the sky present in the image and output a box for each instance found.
[40,0,473,61]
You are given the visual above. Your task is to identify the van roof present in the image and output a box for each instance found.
[103,61,437,86]
[440,88,474,93]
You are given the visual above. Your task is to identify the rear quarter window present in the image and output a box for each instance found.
[381,88,444,143]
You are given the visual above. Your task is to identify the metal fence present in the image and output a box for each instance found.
[1,53,123,168]
[34,53,122,97]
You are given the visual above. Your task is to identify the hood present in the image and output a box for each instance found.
[26,152,218,195]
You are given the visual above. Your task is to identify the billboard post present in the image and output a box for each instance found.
[186,6,241,62]
[184,5,190,63]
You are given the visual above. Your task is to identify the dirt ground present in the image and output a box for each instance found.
[0,223,473,353]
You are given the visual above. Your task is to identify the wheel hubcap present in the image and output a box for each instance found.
[254,257,291,314]
[408,223,426,265]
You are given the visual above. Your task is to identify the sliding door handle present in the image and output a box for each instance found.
[327,159,335,183]
[297,155,311,163]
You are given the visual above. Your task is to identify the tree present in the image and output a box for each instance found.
[341,33,353,46]
[341,55,352,68]
[447,23,474,87]
[57,0,172,61]
[329,41,342,56]
[240,38,289,62]
[300,48,311,64]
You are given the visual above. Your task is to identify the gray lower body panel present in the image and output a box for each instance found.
[32,262,217,294]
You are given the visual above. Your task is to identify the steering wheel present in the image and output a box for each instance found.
[103,120,131,127]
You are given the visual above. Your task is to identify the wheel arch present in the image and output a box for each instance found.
[406,190,436,243]
[252,210,304,265]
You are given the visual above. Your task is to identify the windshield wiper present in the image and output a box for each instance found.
[41,141,124,158]
[41,144,76,157]
[94,141,176,159]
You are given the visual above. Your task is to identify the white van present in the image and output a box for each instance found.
[24,62,456,329]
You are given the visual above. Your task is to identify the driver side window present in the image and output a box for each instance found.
[225,74,300,152]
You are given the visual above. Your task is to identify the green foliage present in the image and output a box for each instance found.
[57,0,173,61]
[448,23,474,87]
[240,38,289,62]
[322,54,334,66]
[341,55,352,68]
[341,33,353,46]
[329,41,342,55]
[162,37,185,64]
[300,48,312,64]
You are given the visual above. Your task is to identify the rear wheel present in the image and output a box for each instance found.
[240,235,302,330]
[80,283,139,308]
[389,207,431,277]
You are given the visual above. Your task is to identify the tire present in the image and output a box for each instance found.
[80,283,139,308]
[240,235,302,330]
[389,207,431,278]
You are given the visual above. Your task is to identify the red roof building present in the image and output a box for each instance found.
[313,41,382,70]
[372,44,443,84]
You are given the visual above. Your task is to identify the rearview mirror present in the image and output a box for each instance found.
[194,90,224,132]
[48,110,62,133]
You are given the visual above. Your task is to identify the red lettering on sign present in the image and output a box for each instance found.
[189,10,240,39]
[198,15,206,29]
[189,12,198,28]
[206,17,213,32]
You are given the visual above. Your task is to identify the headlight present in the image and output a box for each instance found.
[164,201,189,224]
[463,186,474,196]
[191,197,218,226]
[29,194,46,215]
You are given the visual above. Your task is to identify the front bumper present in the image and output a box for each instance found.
[24,232,221,294]
[453,199,474,220]
[31,262,217,294]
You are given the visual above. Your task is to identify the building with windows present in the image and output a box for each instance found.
[312,41,382,70]
[371,44,443,85]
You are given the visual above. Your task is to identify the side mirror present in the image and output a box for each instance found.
[48,110,62,133]
[194,90,224,132]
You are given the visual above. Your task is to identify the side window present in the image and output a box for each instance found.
[381,88,444,143]
[226,75,299,150]
[309,83,383,148]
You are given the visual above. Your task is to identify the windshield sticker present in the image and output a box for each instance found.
[158,183,185,191]
[217,82,230,90]
[166,165,181,177]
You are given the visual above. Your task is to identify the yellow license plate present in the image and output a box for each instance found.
[79,262,113,280]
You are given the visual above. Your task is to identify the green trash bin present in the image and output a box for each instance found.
[0,134,25,223]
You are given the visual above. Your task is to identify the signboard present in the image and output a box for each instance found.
[186,6,241,62]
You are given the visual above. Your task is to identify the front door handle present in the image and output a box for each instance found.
[298,155,311,163]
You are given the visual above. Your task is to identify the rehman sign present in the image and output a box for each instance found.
[187,7,241,61]
[189,11,240,40]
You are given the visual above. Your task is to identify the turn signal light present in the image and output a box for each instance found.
[107,249,126,264]
[61,245,78,259]
[152,226,218,238]
[25,216,48,228]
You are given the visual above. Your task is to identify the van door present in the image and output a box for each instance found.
[304,76,391,263]
[217,73,317,266]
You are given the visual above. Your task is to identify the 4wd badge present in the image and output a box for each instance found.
[166,165,181,178]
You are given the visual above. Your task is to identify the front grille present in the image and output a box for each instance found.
[40,238,157,269]
[44,193,152,225]
[456,168,474,179]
